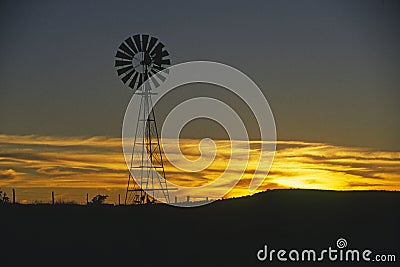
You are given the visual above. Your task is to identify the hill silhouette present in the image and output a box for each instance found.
[1,189,399,266]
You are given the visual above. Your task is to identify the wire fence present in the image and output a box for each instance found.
[0,187,125,205]
[0,187,214,206]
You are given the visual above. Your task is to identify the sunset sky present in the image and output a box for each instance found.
[1,0,399,203]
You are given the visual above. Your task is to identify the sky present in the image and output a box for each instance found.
[0,0,399,149]
[0,0,400,202]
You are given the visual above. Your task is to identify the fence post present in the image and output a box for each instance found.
[86,193,89,205]
[12,188,15,204]
[52,191,55,205]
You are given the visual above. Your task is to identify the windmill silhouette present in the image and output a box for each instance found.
[115,34,171,204]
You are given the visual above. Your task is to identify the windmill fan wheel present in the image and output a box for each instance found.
[115,34,171,91]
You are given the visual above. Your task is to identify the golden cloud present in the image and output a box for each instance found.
[0,168,19,180]
[0,134,399,203]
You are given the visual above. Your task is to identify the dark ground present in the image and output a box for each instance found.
[1,189,399,266]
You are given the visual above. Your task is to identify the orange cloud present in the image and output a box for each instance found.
[0,168,19,180]
[0,134,399,203]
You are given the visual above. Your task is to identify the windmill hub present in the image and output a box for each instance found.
[132,52,153,74]
[142,53,152,65]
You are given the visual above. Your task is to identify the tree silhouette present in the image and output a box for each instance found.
[0,189,10,204]
[90,194,108,205]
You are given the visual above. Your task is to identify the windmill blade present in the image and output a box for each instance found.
[160,59,171,65]
[150,67,168,77]
[149,72,160,88]
[115,60,132,67]
[149,68,159,75]
[142,35,149,52]
[119,43,134,57]
[117,65,133,76]
[153,51,170,66]
[133,35,142,52]
[153,58,161,66]
[152,65,170,80]
[156,72,167,82]
[125,37,138,54]
[128,72,139,89]
[147,37,158,53]
[121,69,135,84]
[152,52,162,65]
[150,42,164,56]
[116,51,132,61]
[150,77,160,88]
[152,64,165,72]
[150,67,167,82]
[159,50,169,58]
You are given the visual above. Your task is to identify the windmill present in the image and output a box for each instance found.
[115,34,171,204]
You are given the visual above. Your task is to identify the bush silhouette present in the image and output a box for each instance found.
[90,194,108,205]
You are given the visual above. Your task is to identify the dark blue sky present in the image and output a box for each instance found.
[0,0,399,150]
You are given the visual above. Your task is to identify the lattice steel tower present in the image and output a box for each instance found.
[114,34,171,204]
